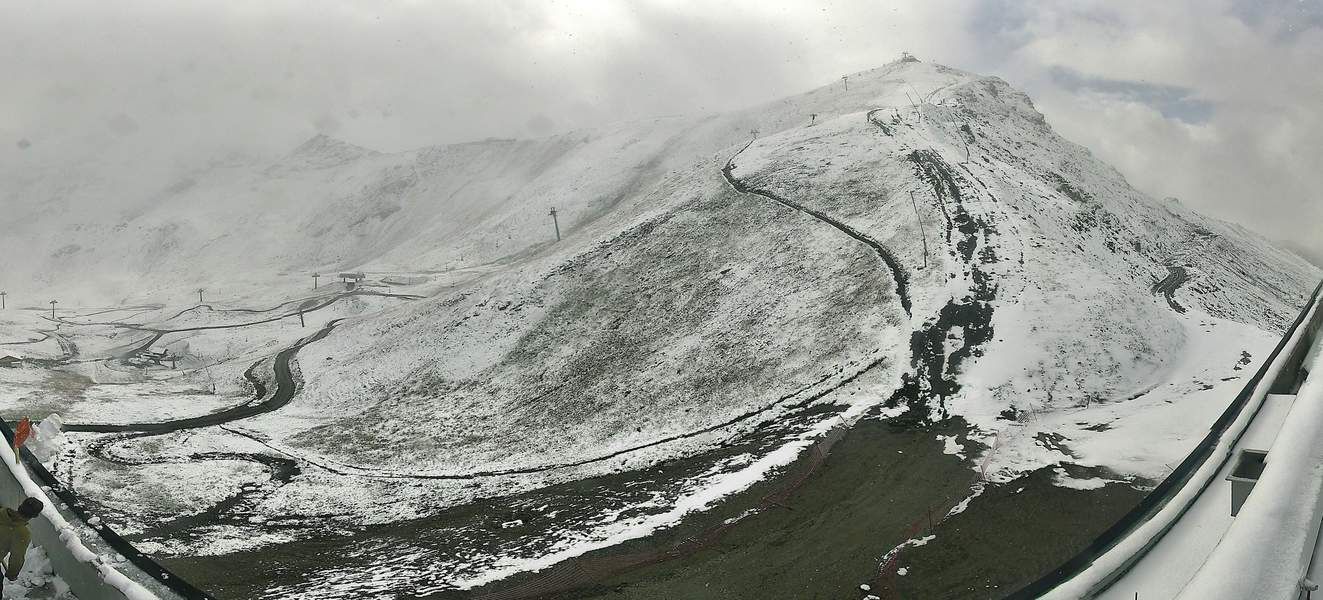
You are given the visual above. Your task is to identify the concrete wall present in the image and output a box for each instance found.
[0,441,162,600]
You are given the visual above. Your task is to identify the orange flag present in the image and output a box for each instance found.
[12,418,31,457]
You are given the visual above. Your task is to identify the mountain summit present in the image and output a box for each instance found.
[280,133,379,170]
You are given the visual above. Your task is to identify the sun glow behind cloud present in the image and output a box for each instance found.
[1,0,1319,260]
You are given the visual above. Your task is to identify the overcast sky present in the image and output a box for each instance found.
[3,0,1320,261]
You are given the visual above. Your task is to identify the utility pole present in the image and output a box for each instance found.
[298,309,305,328]
[548,207,561,241]
[312,272,320,289]
[842,75,849,90]
[0,291,6,310]
[49,300,57,320]
[910,191,929,270]
[907,83,925,122]
[196,288,205,304]
[810,113,818,126]
[904,91,921,121]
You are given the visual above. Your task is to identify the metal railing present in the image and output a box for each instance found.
[0,420,213,600]
[1004,279,1323,599]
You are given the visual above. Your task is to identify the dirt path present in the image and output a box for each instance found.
[50,291,412,547]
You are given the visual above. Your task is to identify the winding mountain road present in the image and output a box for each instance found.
[721,138,913,315]
[67,129,928,503]
[46,290,417,532]
[205,144,922,482]
[44,134,920,494]
[65,317,342,434]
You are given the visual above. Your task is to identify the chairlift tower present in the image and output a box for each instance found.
[549,207,561,241]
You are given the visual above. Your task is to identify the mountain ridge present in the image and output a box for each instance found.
[4,58,1320,593]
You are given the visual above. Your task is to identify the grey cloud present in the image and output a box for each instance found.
[1,0,1319,261]
[968,0,1035,56]
[1047,66,1214,124]
[958,0,1323,261]
[1229,0,1323,39]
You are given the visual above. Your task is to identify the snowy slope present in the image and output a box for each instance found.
[4,57,1318,548]
[0,116,749,305]
[222,59,1320,488]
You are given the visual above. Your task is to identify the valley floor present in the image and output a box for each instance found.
[156,410,1144,600]
[463,415,1145,600]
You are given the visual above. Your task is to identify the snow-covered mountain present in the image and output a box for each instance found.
[230,59,1316,489]
[4,57,1319,553]
[1,112,755,305]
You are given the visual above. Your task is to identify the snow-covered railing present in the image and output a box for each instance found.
[1007,279,1323,599]
[1173,306,1323,599]
[0,420,210,600]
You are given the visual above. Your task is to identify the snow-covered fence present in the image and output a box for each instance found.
[0,420,210,600]
[1006,279,1323,599]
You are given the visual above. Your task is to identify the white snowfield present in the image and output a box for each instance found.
[1042,285,1323,599]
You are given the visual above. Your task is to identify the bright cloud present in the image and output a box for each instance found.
[1,0,1319,261]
